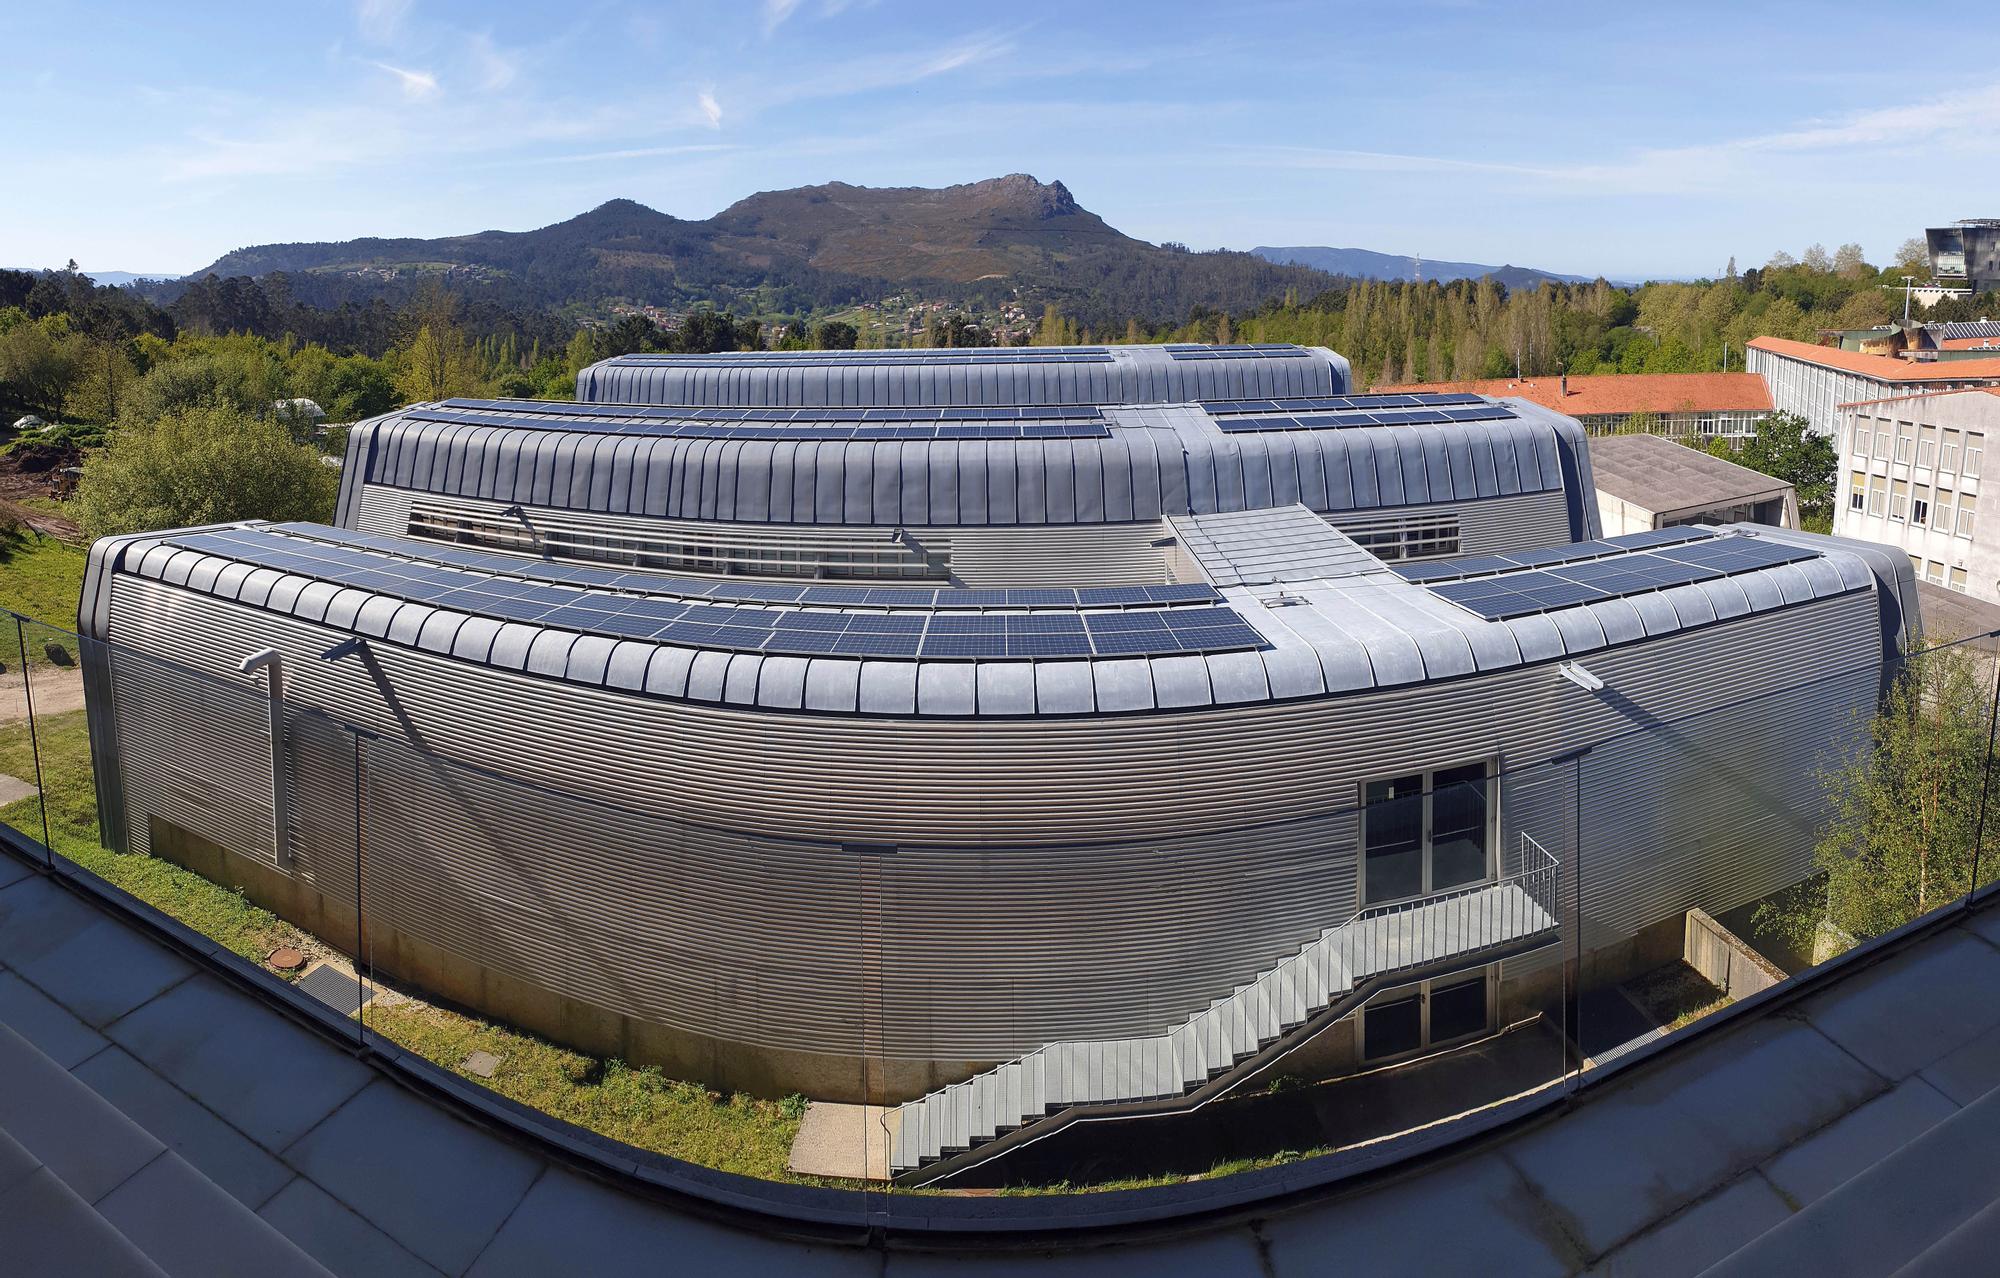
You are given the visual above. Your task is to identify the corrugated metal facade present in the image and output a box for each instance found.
[573,344,1352,407]
[335,400,1598,542]
[90,564,1883,1094]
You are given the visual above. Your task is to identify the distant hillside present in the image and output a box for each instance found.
[177,175,1338,328]
[1250,245,1605,289]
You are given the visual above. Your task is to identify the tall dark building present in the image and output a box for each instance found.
[1927,219,2000,293]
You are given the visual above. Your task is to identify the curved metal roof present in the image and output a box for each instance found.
[336,393,1600,538]
[93,520,1878,719]
[575,343,1353,407]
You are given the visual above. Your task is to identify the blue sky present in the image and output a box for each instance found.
[6,0,1997,281]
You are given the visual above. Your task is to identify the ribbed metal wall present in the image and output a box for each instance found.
[573,346,1351,407]
[99,574,1880,1072]
[336,409,1580,533]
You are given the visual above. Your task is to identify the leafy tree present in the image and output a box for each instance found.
[1894,238,1931,277]
[599,314,663,357]
[396,323,480,403]
[1734,410,1837,531]
[1801,244,1833,273]
[1832,243,1869,279]
[1759,643,1997,953]
[74,401,339,537]
[924,313,991,348]
[810,320,858,349]
[0,312,87,420]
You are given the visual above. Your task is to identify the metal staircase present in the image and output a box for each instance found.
[887,835,1562,1183]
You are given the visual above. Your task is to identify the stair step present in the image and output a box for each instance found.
[887,877,1548,1174]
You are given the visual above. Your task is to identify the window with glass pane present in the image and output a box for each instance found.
[1429,763,1490,891]
[1427,975,1490,1045]
[1967,438,1984,477]
[1959,509,1978,538]
[1362,775,1424,905]
[1362,990,1423,1060]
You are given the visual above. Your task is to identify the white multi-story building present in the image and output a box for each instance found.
[1748,336,2000,439]
[1835,388,2000,602]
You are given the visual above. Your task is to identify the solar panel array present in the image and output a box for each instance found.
[407,403,1109,441]
[598,348,1115,367]
[443,400,1105,424]
[1202,394,1488,415]
[1197,391,1518,433]
[151,527,1266,662]
[264,524,1223,611]
[1164,344,1309,361]
[1424,534,1822,621]
[1933,321,2000,342]
[1394,527,1714,583]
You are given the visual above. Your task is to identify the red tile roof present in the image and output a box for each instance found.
[1938,337,2000,352]
[1746,336,2000,382]
[1369,372,1771,416]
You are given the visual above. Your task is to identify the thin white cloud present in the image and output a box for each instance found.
[520,142,737,166]
[468,33,518,92]
[372,61,440,100]
[698,90,723,130]
[1242,80,2000,198]
[355,0,411,43]
[761,0,802,34]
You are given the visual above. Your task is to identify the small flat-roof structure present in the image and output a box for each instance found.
[1587,433,1798,534]
[1370,373,1773,441]
[1373,372,1772,418]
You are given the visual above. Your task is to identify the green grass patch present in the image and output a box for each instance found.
[0,708,306,963]
[364,1003,807,1180]
[0,707,809,1181]
[0,529,86,630]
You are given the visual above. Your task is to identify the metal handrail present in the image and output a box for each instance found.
[890,832,1567,1172]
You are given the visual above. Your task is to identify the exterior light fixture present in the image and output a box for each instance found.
[321,637,365,662]
[1559,661,1605,692]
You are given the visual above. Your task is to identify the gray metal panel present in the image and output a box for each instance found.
[802,659,861,713]
[974,664,1035,716]
[916,663,976,716]
[1032,662,1096,715]
[93,568,1880,1096]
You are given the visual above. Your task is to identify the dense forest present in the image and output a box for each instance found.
[2,239,1985,439]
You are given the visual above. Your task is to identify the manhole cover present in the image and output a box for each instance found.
[267,947,305,971]
[462,1050,503,1078]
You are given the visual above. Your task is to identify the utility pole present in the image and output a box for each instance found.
[1904,276,1916,327]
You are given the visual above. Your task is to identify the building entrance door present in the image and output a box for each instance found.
[1359,761,1494,907]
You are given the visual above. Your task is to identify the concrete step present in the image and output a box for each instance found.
[0,1021,334,1277]
[1702,1080,2000,1276]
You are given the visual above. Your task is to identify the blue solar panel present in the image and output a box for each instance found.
[1165,344,1309,361]
[269,524,1226,614]
[160,527,1266,663]
[1426,533,1824,620]
[594,348,1114,367]
[1393,530,1720,584]
[406,407,1112,442]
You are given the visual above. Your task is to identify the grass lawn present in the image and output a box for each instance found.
[0,528,87,631]
[364,1003,806,1180]
[1624,961,1731,1031]
[0,707,809,1182]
